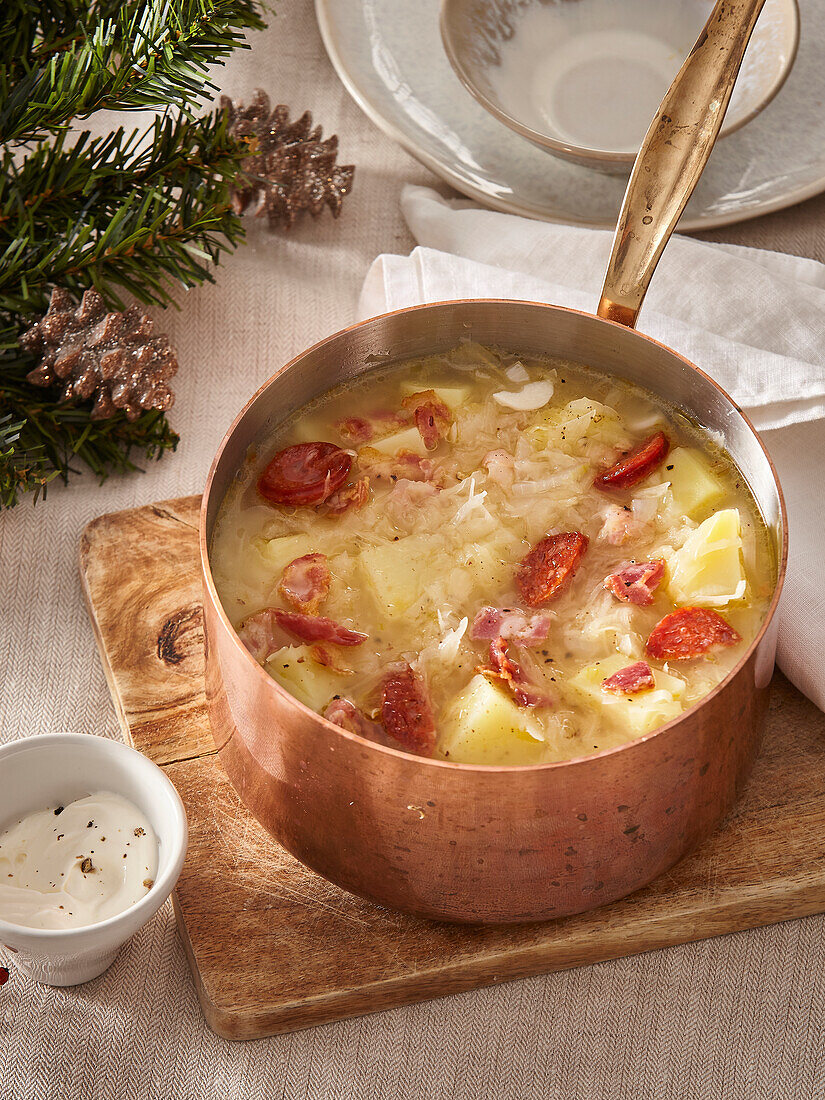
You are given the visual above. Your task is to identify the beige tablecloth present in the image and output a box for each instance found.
[2,3,825,1097]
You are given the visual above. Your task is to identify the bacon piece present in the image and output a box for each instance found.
[604,560,666,607]
[356,446,437,483]
[516,532,589,607]
[278,553,330,614]
[310,644,354,674]
[324,476,370,516]
[602,661,656,695]
[236,608,290,663]
[272,608,367,647]
[482,449,515,490]
[645,607,741,661]
[381,664,436,756]
[335,410,409,444]
[323,697,387,743]
[480,638,552,708]
[335,417,373,444]
[594,432,670,492]
[258,442,352,506]
[470,606,553,647]
[402,390,453,451]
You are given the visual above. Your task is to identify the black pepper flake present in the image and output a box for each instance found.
[134,828,145,837]
[54,806,64,816]
[80,857,95,874]
[666,464,674,471]
[87,821,94,828]
[57,834,64,840]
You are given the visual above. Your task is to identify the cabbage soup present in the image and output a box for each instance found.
[210,343,774,766]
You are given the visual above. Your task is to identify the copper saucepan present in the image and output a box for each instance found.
[200,0,787,923]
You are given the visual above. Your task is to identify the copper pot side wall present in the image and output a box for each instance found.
[200,301,787,925]
[205,591,773,923]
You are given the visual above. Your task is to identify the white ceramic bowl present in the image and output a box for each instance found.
[440,0,800,171]
[0,733,187,986]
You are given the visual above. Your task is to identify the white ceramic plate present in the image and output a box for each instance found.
[316,0,824,230]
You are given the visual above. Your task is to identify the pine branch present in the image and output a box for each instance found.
[0,352,179,507]
[0,103,248,507]
[0,1,271,507]
[0,1,267,142]
[0,109,247,318]
[0,410,56,506]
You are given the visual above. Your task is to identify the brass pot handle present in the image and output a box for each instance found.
[597,0,767,329]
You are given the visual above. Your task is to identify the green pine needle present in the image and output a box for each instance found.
[0,0,269,508]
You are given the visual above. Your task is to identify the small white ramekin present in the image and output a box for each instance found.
[0,732,187,986]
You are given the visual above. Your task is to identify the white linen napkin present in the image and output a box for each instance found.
[358,185,825,712]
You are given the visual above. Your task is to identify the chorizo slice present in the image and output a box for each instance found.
[516,532,589,607]
[594,432,670,492]
[381,664,436,756]
[258,442,352,506]
[645,607,741,660]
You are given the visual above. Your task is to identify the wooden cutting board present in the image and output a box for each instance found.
[80,495,825,1041]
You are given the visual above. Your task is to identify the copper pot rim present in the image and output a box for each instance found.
[199,297,789,776]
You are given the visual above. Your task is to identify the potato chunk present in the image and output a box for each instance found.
[256,534,320,577]
[664,447,726,518]
[439,674,548,765]
[667,509,746,607]
[358,536,432,619]
[458,538,514,591]
[369,426,428,457]
[266,645,341,711]
[569,654,685,737]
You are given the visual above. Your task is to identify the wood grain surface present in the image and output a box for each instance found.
[80,496,825,1040]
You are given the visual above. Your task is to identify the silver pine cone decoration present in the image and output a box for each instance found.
[222,90,355,228]
[21,288,178,421]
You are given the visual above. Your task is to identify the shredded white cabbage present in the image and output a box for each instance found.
[437,616,469,662]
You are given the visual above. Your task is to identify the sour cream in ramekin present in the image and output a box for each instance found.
[0,792,158,930]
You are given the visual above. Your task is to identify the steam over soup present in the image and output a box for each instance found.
[211,344,774,766]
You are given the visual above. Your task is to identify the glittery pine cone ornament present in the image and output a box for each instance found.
[21,288,178,421]
[222,90,355,228]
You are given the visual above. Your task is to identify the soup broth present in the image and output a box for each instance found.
[211,343,774,766]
